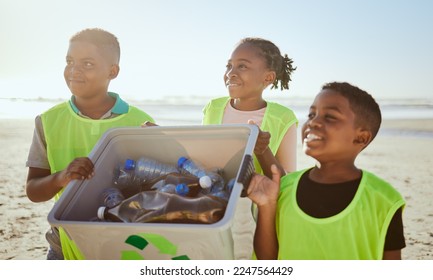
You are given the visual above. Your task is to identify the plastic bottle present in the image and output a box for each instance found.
[97,190,227,224]
[133,157,179,182]
[99,187,125,209]
[112,160,136,186]
[177,156,224,192]
[208,177,237,202]
[151,181,189,196]
[97,186,130,222]
[226,177,236,193]
[209,189,230,201]
[164,173,202,197]
[113,157,179,191]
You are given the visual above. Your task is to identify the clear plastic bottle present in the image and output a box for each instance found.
[164,173,203,197]
[151,181,189,196]
[97,186,130,222]
[177,156,224,192]
[112,159,136,186]
[208,188,228,201]
[133,157,179,183]
[226,177,236,193]
[113,157,179,191]
[99,187,125,209]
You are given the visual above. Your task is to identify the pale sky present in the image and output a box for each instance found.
[1,0,432,101]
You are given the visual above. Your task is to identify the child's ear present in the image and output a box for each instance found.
[264,71,276,87]
[354,129,372,148]
[109,64,120,80]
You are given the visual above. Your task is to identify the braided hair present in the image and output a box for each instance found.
[237,37,296,91]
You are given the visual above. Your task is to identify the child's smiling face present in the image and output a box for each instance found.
[223,43,274,100]
[64,41,116,98]
[302,89,365,164]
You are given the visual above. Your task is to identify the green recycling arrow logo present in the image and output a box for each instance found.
[120,233,190,260]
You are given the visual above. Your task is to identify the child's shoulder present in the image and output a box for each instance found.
[361,170,394,188]
[280,168,310,192]
[128,105,154,122]
[361,170,404,202]
[208,96,230,105]
[203,96,230,110]
[41,101,69,115]
[266,101,297,118]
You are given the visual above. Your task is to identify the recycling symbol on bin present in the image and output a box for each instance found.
[120,233,190,260]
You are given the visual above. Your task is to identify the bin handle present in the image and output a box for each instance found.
[237,154,255,197]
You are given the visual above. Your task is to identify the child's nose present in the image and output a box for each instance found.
[225,68,237,78]
[67,64,82,75]
[308,116,323,128]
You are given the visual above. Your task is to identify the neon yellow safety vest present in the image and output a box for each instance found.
[277,169,405,260]
[202,97,297,175]
[41,101,154,260]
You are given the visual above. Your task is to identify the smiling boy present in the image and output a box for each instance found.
[247,82,406,260]
[25,28,154,259]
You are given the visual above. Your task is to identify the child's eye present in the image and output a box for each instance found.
[84,61,93,68]
[66,60,73,66]
[307,112,315,119]
[324,114,336,121]
[238,64,247,69]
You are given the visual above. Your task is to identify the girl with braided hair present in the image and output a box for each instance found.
[202,37,298,259]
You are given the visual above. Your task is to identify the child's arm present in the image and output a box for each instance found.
[275,124,297,173]
[26,157,94,202]
[248,120,286,178]
[383,250,402,260]
[247,164,281,259]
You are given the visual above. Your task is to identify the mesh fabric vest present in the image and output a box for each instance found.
[41,101,154,259]
[277,169,405,259]
[202,97,297,175]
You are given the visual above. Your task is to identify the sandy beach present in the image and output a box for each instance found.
[0,117,432,260]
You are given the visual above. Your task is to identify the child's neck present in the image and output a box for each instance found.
[74,93,115,119]
[231,97,266,111]
[309,163,361,184]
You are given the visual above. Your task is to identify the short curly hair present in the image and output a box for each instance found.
[70,28,120,64]
[322,82,382,141]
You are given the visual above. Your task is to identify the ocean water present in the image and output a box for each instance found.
[1,97,433,138]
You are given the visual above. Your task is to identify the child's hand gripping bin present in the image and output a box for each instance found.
[48,124,258,260]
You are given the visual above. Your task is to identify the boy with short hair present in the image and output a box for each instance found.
[247,82,406,260]
[25,28,154,260]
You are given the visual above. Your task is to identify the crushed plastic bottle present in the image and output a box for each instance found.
[97,190,227,224]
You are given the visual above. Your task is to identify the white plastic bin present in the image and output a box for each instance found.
[48,124,258,260]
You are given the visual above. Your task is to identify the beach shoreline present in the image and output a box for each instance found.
[0,118,432,260]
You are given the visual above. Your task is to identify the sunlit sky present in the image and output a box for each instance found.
[1,0,432,101]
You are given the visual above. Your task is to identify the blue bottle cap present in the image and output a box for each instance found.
[124,159,135,170]
[175,183,189,196]
[177,156,188,168]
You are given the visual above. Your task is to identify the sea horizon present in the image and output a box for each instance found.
[2,96,433,121]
